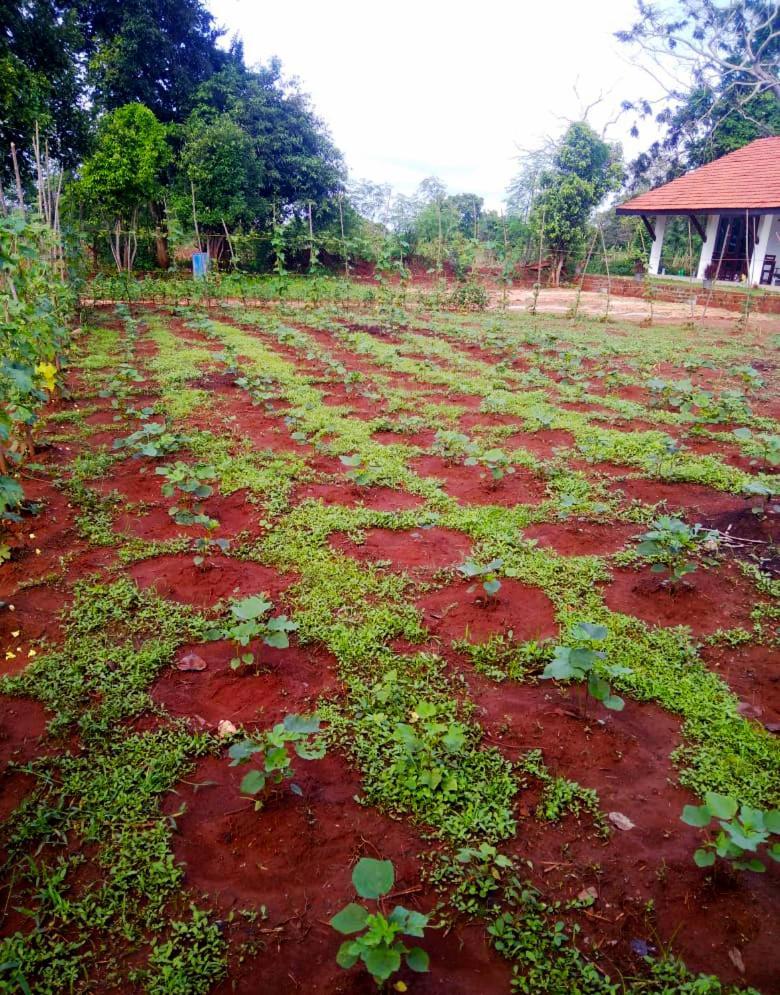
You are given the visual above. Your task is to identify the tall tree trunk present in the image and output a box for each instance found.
[151,201,170,270]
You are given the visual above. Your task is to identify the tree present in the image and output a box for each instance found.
[528,123,623,286]
[0,1,90,185]
[75,0,230,121]
[76,104,171,271]
[175,114,260,261]
[618,1,780,184]
[186,61,344,215]
[618,1,780,107]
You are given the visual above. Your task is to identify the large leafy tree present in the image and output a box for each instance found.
[526,122,623,285]
[75,0,230,121]
[186,61,345,213]
[0,1,90,184]
[174,114,261,260]
[76,104,171,271]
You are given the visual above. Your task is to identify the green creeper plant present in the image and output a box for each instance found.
[330,858,430,987]
[541,623,628,713]
[635,516,718,586]
[207,594,298,670]
[228,714,325,808]
[681,792,780,872]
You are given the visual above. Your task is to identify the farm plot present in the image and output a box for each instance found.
[1,299,778,994]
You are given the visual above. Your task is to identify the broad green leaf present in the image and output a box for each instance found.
[263,630,290,649]
[704,792,738,821]
[681,805,711,828]
[572,622,608,641]
[231,595,272,621]
[763,810,780,834]
[330,903,369,935]
[239,769,266,795]
[353,857,394,899]
[405,946,430,973]
[364,946,401,982]
[483,578,501,596]
[693,848,716,867]
[283,714,321,734]
[336,940,360,968]
[227,739,260,766]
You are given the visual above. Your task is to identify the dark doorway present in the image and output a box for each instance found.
[710,215,760,281]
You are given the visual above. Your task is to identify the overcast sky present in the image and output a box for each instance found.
[206,0,666,210]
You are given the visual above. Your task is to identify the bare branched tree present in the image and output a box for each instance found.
[617,1,780,112]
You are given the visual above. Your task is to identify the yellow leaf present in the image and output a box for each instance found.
[35,362,57,391]
[393,984,408,993]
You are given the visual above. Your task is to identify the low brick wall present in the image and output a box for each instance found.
[580,274,780,315]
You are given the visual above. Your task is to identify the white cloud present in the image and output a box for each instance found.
[207,0,666,209]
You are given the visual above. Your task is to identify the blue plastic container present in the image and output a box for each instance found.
[192,252,209,279]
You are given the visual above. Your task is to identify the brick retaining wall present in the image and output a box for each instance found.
[580,274,780,315]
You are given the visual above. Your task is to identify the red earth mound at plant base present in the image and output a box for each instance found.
[129,555,295,609]
[165,751,512,995]
[418,578,558,644]
[329,526,472,574]
[603,564,761,636]
[152,640,339,732]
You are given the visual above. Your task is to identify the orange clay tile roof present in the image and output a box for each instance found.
[616,137,780,215]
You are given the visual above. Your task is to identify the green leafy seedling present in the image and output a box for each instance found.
[458,558,503,598]
[331,858,430,987]
[207,594,298,670]
[541,623,629,715]
[681,792,780,872]
[228,714,325,808]
[635,516,718,587]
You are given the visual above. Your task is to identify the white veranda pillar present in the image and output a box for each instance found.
[696,214,721,279]
[748,213,774,286]
[648,216,667,275]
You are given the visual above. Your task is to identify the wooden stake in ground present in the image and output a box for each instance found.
[571,228,599,321]
[598,224,611,321]
[531,206,545,317]
[10,143,24,214]
[337,194,349,278]
[190,180,202,253]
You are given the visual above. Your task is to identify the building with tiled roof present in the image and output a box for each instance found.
[616,137,780,286]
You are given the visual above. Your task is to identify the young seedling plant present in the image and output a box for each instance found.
[340,453,382,487]
[464,447,515,485]
[541,623,629,715]
[155,462,219,528]
[330,857,430,988]
[681,792,780,872]
[228,714,325,809]
[635,516,718,587]
[207,594,298,670]
[458,558,503,598]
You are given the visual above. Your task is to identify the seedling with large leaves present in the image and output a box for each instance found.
[681,792,780,872]
[340,453,382,487]
[208,594,298,670]
[155,461,219,528]
[113,420,189,458]
[635,516,718,586]
[331,858,430,987]
[458,558,503,598]
[228,714,325,808]
[541,623,629,714]
[464,447,515,483]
